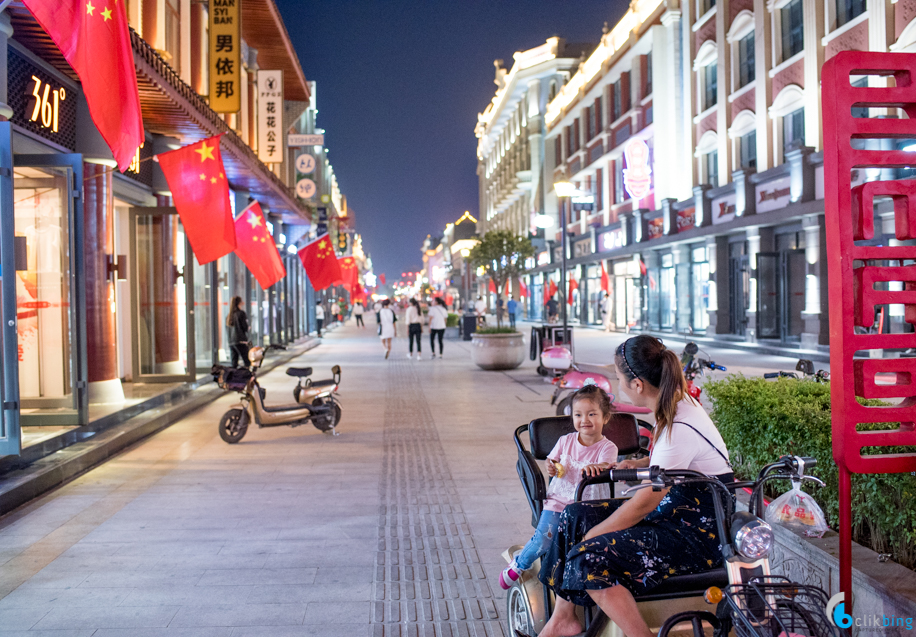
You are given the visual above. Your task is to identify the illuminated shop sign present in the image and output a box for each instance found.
[8,47,78,150]
[600,229,623,251]
[622,138,652,200]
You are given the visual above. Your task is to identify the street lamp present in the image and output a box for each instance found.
[554,180,575,351]
[460,248,471,312]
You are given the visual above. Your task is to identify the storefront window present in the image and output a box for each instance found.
[614,259,642,330]
[15,167,72,404]
[659,254,675,330]
[691,246,710,333]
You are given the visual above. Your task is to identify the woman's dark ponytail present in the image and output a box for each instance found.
[614,335,689,441]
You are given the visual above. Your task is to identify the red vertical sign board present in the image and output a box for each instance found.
[822,51,916,600]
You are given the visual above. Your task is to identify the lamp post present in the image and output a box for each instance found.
[554,181,576,350]
[460,248,471,311]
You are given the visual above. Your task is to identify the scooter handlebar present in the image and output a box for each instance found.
[608,466,661,483]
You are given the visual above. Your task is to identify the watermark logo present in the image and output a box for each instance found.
[827,592,914,632]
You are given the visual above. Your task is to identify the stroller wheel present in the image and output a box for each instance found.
[506,584,534,636]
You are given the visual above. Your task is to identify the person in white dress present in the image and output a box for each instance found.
[379,299,396,359]
[427,297,448,358]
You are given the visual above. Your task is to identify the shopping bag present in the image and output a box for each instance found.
[765,481,829,538]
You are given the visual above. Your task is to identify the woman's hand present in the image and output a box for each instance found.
[614,459,639,471]
[581,462,610,478]
[546,459,558,477]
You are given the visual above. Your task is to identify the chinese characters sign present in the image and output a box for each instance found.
[257,70,283,164]
[209,0,241,113]
[822,51,916,598]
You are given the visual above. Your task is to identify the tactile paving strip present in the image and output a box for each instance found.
[373,360,505,637]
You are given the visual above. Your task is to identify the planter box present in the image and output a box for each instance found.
[740,501,916,629]
[444,326,460,340]
[470,332,525,370]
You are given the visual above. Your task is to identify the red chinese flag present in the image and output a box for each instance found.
[379,273,386,285]
[338,257,359,291]
[488,279,497,294]
[23,0,143,171]
[298,234,343,291]
[234,202,286,290]
[520,281,529,298]
[545,280,558,304]
[157,135,236,265]
[504,280,510,297]
[600,263,610,293]
[568,279,578,306]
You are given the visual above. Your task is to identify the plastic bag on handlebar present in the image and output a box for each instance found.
[765,480,828,538]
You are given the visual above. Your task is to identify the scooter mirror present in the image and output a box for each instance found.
[684,342,699,356]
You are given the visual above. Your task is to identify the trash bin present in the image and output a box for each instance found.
[462,312,477,341]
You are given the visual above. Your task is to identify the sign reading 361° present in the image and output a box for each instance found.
[296,178,316,199]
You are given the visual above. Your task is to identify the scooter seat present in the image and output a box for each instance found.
[286,367,313,378]
[635,567,729,601]
[308,379,336,389]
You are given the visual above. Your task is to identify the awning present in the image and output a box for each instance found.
[7,4,312,226]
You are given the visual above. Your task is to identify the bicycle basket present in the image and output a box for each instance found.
[723,576,841,637]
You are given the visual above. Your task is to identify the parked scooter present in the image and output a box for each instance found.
[680,342,727,403]
[764,358,830,382]
[506,426,837,637]
[542,346,654,417]
[211,345,342,443]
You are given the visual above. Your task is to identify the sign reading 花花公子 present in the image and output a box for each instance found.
[257,70,283,164]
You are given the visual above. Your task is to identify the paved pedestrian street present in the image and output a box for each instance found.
[0,326,556,636]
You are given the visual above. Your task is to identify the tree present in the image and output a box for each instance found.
[468,230,535,329]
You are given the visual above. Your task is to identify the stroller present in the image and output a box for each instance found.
[506,413,729,636]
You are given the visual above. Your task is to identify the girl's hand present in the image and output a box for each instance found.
[581,463,610,478]
[546,459,558,477]
[614,459,639,471]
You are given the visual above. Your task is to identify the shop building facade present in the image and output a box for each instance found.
[512,0,916,355]
[0,1,327,458]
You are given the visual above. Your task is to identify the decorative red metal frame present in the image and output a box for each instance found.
[823,51,916,601]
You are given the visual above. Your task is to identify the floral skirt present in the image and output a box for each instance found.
[538,484,725,607]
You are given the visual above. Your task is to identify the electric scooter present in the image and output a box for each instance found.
[212,346,342,443]
[680,342,727,403]
[507,416,836,637]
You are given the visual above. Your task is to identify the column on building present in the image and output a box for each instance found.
[76,95,124,403]
[150,135,184,374]
[706,235,730,333]
[801,213,829,348]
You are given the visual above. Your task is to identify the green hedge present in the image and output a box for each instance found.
[446,313,460,328]
[476,327,517,334]
[704,375,916,569]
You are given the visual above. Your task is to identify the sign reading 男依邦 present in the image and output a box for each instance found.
[209,0,241,113]
[257,70,283,164]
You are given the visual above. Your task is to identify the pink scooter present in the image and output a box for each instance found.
[541,346,655,444]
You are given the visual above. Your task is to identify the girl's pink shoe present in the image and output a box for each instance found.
[499,562,520,590]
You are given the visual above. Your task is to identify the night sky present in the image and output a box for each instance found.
[275,0,627,278]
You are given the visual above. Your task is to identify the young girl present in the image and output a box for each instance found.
[500,384,619,590]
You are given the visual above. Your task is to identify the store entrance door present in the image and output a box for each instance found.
[0,124,21,456]
[15,153,87,429]
[757,251,805,341]
[729,255,749,336]
[129,207,196,382]
[757,253,780,339]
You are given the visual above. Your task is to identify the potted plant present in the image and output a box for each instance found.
[445,312,460,339]
[467,230,534,370]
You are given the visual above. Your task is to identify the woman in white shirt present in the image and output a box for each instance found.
[353,302,365,328]
[536,335,732,637]
[427,297,448,359]
[378,299,396,359]
[315,302,325,336]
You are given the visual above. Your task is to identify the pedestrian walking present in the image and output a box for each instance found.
[546,295,559,323]
[475,295,487,327]
[379,299,396,359]
[373,299,383,335]
[315,301,325,336]
[506,295,518,329]
[330,299,340,326]
[406,298,423,360]
[226,296,250,368]
[601,292,613,332]
[353,301,365,328]
[428,297,448,358]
